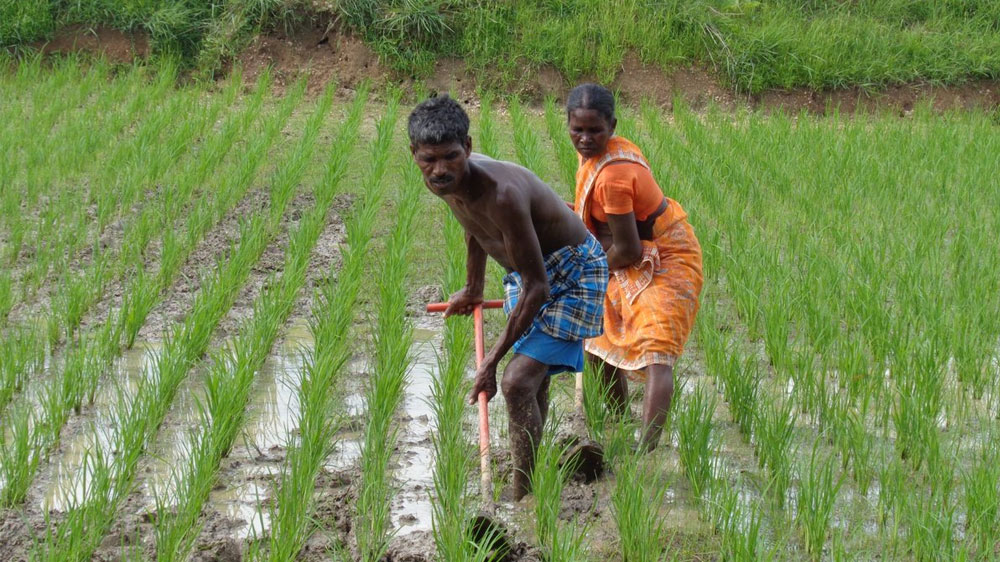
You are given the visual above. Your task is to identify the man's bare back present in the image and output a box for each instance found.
[441,154,588,271]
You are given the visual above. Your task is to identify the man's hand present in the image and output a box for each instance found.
[444,286,484,317]
[468,360,498,405]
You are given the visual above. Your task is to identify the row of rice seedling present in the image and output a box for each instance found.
[0,72,245,424]
[11,64,178,298]
[645,100,1000,558]
[31,82,320,560]
[151,83,344,561]
[0,74,293,505]
[1,66,107,264]
[428,206,479,560]
[2,64,176,292]
[0,58,105,219]
[261,88,395,562]
[355,93,422,562]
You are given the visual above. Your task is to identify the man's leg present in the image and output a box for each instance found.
[640,363,674,452]
[536,375,551,429]
[501,353,550,501]
[587,353,628,418]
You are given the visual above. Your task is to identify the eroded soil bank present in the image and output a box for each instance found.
[27,22,1000,115]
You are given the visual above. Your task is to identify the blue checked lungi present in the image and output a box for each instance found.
[502,234,608,373]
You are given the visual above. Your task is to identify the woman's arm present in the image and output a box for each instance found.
[604,212,643,269]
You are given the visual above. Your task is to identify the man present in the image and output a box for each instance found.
[408,95,607,501]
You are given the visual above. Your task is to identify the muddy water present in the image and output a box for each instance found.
[389,326,440,536]
[40,341,161,512]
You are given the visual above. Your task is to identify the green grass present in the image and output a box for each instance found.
[3,1,1000,93]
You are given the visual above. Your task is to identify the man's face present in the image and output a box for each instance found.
[411,138,472,195]
[568,108,616,159]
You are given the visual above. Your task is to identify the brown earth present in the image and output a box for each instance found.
[34,24,149,63]
[24,23,1000,115]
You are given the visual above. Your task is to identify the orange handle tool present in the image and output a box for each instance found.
[426,301,497,501]
[425,300,503,313]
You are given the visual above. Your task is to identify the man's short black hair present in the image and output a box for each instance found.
[566,83,616,122]
[408,95,470,147]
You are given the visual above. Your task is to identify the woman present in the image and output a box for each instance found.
[567,83,703,451]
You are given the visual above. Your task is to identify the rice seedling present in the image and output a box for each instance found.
[676,382,717,501]
[611,447,670,562]
[151,83,339,562]
[718,349,761,441]
[530,426,590,561]
[0,74,285,509]
[30,81,317,560]
[429,211,480,560]
[753,395,796,506]
[962,435,1000,557]
[796,442,844,560]
[542,96,577,193]
[357,92,422,562]
[264,90,402,562]
[476,93,501,159]
[710,476,772,562]
[507,97,546,177]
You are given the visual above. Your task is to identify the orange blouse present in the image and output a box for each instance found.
[589,161,665,223]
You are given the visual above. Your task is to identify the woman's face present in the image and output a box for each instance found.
[568,108,616,159]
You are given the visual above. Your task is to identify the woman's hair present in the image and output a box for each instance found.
[408,94,470,146]
[566,83,615,122]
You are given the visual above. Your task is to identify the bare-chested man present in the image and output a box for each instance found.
[408,95,608,500]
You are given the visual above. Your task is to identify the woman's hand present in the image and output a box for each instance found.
[443,286,484,317]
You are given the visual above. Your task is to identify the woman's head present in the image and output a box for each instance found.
[566,83,617,159]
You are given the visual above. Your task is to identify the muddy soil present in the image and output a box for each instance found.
[33,24,150,63]
[135,188,270,341]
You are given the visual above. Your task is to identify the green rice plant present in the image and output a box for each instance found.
[264,90,399,562]
[904,460,958,562]
[676,382,717,501]
[476,93,501,159]
[0,326,44,414]
[962,437,1000,557]
[795,442,844,560]
[152,83,339,562]
[710,477,772,562]
[0,75,284,509]
[611,448,670,562]
[718,350,761,440]
[508,97,546,176]
[531,426,590,561]
[356,93,419,562]
[542,95,578,194]
[30,82,317,559]
[429,209,483,560]
[753,395,795,506]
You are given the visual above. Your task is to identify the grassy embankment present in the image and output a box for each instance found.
[3,1,1000,93]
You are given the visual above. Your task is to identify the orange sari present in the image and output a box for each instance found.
[574,137,703,377]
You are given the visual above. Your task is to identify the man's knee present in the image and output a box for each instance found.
[501,355,545,401]
[501,371,534,401]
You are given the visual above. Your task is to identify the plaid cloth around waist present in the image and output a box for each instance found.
[503,234,608,342]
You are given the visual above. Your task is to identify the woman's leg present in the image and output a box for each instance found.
[587,353,628,418]
[640,363,674,452]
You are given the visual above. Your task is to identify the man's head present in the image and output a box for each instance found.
[409,95,472,195]
[566,83,617,159]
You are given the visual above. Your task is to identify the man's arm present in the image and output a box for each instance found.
[443,232,487,317]
[469,192,549,403]
[465,231,487,297]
